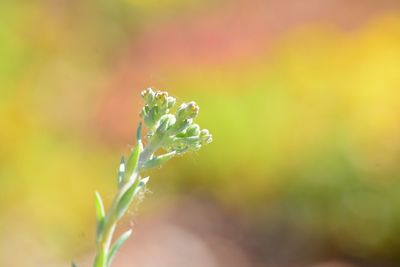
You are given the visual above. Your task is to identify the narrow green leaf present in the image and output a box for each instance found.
[125,144,140,179]
[142,151,176,170]
[124,124,143,183]
[107,229,133,267]
[115,176,150,220]
[136,122,142,142]
[117,156,125,187]
[115,178,140,219]
[94,191,105,240]
[71,262,77,267]
[93,251,106,267]
[95,191,106,220]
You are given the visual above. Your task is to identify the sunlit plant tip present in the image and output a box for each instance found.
[87,88,212,267]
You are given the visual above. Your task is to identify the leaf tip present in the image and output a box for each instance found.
[136,122,143,142]
[141,176,150,185]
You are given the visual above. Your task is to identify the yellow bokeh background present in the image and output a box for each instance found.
[1,1,400,266]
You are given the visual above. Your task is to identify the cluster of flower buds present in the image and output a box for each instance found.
[139,88,212,162]
[140,88,176,131]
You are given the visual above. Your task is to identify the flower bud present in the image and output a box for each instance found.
[175,103,187,119]
[166,96,176,109]
[143,106,158,128]
[155,91,169,109]
[176,101,199,120]
[141,88,155,105]
[186,101,199,119]
[155,114,176,136]
[199,129,212,144]
[185,124,200,136]
[168,118,192,136]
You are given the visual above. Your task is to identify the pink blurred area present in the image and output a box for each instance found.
[1,0,400,267]
[97,0,400,141]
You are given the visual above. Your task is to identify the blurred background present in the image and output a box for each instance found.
[1,0,400,266]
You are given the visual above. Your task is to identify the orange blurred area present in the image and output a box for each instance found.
[1,0,400,266]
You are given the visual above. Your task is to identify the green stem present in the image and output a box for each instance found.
[138,135,164,168]
[93,175,139,267]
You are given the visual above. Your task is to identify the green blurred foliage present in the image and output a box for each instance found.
[0,0,400,266]
[158,16,400,258]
